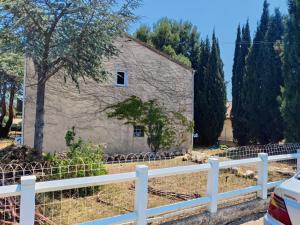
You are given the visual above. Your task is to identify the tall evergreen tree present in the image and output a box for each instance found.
[281,0,300,142]
[232,21,252,145]
[259,9,284,143]
[194,38,210,144]
[242,0,270,144]
[231,25,242,142]
[199,32,226,145]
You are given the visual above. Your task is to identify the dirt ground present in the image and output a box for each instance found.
[227,213,264,225]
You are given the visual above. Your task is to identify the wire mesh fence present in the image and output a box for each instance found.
[0,143,299,224]
[35,182,135,225]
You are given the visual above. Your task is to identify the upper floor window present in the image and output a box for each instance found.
[116,71,128,87]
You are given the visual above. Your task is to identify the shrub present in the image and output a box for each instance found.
[43,128,107,196]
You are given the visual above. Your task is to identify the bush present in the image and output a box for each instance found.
[43,128,107,196]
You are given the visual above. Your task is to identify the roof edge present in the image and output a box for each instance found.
[125,35,195,73]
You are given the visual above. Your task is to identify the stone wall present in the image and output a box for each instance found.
[23,37,194,154]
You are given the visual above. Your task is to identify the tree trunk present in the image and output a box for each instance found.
[33,70,46,153]
[0,84,7,125]
[2,86,15,138]
[0,84,7,138]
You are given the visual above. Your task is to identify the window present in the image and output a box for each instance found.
[116,71,128,87]
[133,126,144,137]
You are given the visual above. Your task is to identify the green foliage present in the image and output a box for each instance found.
[197,32,226,146]
[281,0,300,142]
[134,18,199,67]
[134,25,151,43]
[238,1,284,145]
[0,29,23,138]
[258,9,284,143]
[231,22,252,145]
[45,131,107,180]
[194,38,210,144]
[1,0,141,84]
[162,45,191,67]
[242,0,271,144]
[106,96,193,152]
[44,128,107,196]
[65,126,76,147]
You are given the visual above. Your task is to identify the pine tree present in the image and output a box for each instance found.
[259,8,284,144]
[242,0,270,144]
[199,32,226,145]
[281,0,300,142]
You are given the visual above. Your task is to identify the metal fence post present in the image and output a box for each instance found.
[135,165,148,225]
[257,153,268,200]
[207,157,220,213]
[297,149,300,172]
[20,175,36,225]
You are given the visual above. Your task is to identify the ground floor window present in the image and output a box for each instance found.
[133,126,144,137]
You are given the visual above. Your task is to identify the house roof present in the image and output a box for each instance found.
[125,35,194,73]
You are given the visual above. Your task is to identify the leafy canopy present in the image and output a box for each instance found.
[134,18,198,67]
[1,0,141,85]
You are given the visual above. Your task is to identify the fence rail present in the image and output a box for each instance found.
[1,150,300,225]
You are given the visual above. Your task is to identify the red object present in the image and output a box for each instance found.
[268,193,292,225]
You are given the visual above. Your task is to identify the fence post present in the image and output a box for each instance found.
[135,165,148,225]
[297,149,300,172]
[20,175,36,225]
[207,157,220,213]
[257,153,268,200]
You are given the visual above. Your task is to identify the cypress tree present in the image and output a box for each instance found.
[242,0,270,144]
[281,0,300,142]
[199,32,226,145]
[232,21,251,145]
[231,25,243,143]
[259,9,284,144]
[194,38,210,144]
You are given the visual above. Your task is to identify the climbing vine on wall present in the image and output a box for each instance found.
[106,96,193,152]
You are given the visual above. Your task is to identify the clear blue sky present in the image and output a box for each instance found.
[128,0,288,100]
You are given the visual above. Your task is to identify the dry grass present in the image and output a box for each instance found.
[0,139,13,150]
[1,150,295,224]
[36,157,296,224]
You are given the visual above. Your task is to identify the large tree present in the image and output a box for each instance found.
[194,38,210,144]
[231,22,251,145]
[0,29,23,138]
[1,0,140,152]
[242,0,270,144]
[198,32,226,145]
[258,8,284,144]
[281,0,300,142]
[0,54,23,138]
[134,18,201,67]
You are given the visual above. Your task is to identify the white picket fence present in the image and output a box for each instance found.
[1,150,300,225]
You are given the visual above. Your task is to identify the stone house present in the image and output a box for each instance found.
[23,36,194,154]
